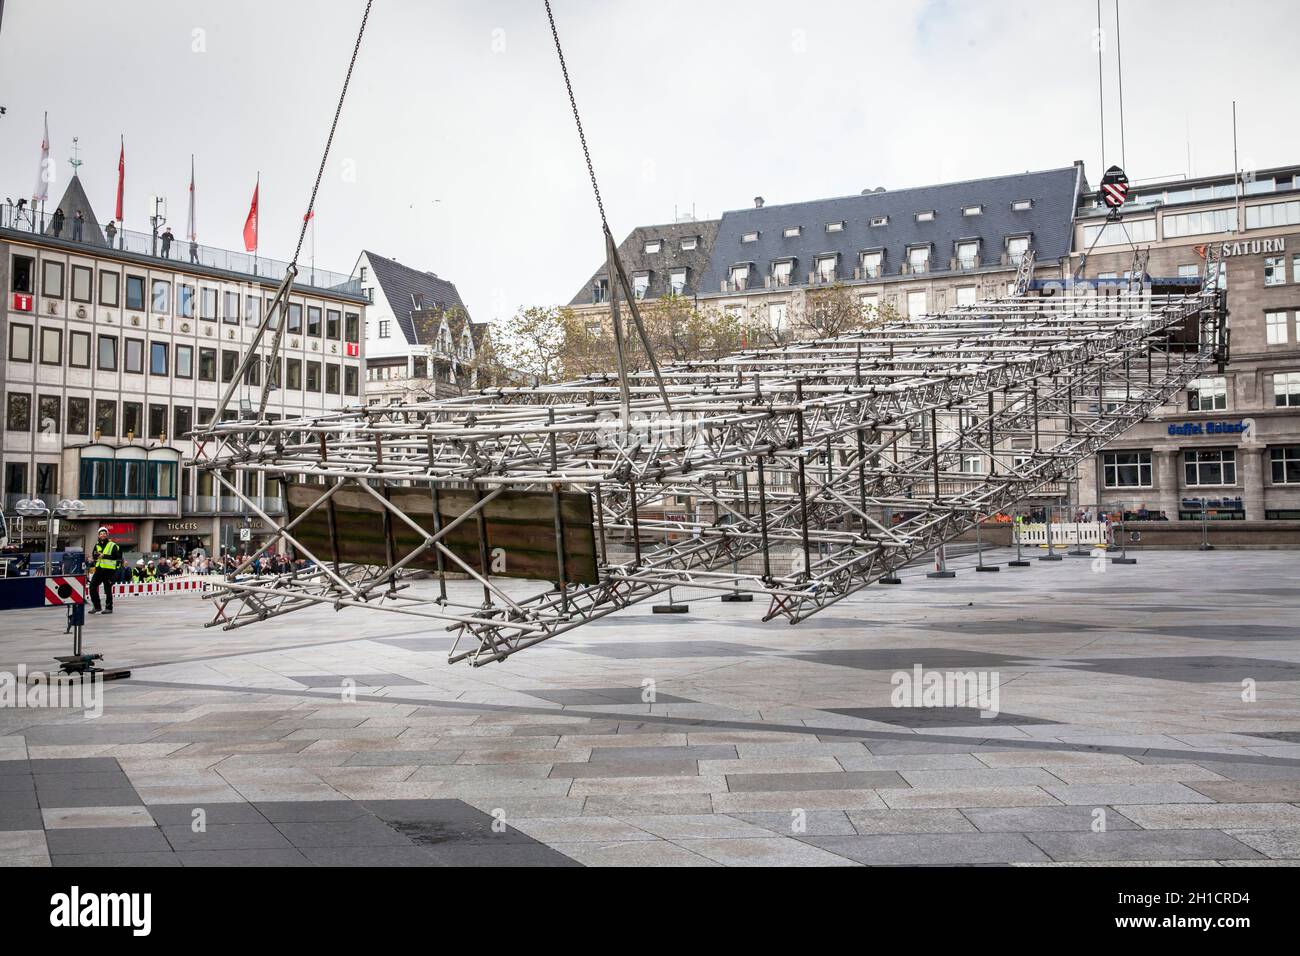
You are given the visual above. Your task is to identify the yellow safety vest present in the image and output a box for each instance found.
[95,540,121,571]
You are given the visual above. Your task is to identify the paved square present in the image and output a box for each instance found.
[2,550,1299,866]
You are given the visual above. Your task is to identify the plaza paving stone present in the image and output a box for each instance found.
[2,550,1300,866]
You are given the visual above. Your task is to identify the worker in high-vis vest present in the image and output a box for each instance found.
[89,526,122,615]
[130,559,145,583]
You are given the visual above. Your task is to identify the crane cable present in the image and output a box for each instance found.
[544,0,608,232]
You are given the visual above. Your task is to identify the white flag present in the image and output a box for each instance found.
[32,112,51,203]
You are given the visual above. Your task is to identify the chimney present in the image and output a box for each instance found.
[754,196,764,208]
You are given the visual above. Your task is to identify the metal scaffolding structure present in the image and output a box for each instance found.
[192,256,1227,665]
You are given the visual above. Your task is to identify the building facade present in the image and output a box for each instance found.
[1,176,366,559]
[567,217,721,318]
[1072,165,1300,524]
[351,250,483,403]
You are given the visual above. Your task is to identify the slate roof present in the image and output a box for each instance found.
[696,166,1085,296]
[568,219,720,306]
[363,250,471,345]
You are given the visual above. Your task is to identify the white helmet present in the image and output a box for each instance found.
[136,559,144,566]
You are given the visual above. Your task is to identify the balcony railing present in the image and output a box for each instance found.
[1,203,360,296]
[764,272,794,289]
[808,270,839,285]
[721,278,749,293]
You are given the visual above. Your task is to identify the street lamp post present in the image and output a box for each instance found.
[15,498,88,575]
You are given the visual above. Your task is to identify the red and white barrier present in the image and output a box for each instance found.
[111,576,211,598]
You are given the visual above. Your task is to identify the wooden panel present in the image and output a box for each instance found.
[285,482,599,584]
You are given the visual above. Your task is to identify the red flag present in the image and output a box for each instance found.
[114,137,125,222]
[303,210,314,223]
[242,176,259,253]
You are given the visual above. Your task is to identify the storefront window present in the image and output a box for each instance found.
[1184,449,1236,486]
[1102,451,1152,488]
[1270,447,1300,485]
[79,458,113,498]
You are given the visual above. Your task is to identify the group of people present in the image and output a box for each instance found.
[44,207,198,261]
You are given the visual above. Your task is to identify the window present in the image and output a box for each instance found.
[221,349,239,382]
[97,334,118,371]
[915,210,935,222]
[198,347,217,382]
[826,221,845,233]
[1274,371,1300,407]
[325,363,340,394]
[37,395,60,435]
[1178,264,1200,279]
[378,319,391,339]
[178,283,195,318]
[962,205,982,217]
[907,290,927,317]
[200,287,217,321]
[122,402,142,438]
[767,302,788,333]
[815,255,837,281]
[286,359,303,390]
[1164,208,1237,238]
[859,251,882,279]
[175,344,193,379]
[95,399,116,438]
[956,241,978,270]
[6,393,31,431]
[224,291,240,324]
[148,403,167,439]
[345,312,360,343]
[359,266,368,282]
[1187,376,1227,411]
[1271,447,1300,484]
[115,458,143,499]
[151,279,171,314]
[148,461,176,500]
[907,246,929,274]
[771,260,793,286]
[858,294,879,317]
[8,323,33,362]
[1294,254,1300,284]
[1012,199,1033,211]
[11,255,34,293]
[869,216,888,227]
[956,286,977,307]
[42,260,65,297]
[680,237,697,251]
[643,239,661,254]
[196,407,215,427]
[150,341,169,376]
[35,462,58,498]
[125,274,146,311]
[1264,257,1286,287]
[1245,199,1300,230]
[1083,218,1156,247]
[79,457,111,498]
[306,361,321,392]
[326,309,340,339]
[728,265,749,290]
[307,306,322,336]
[669,269,687,295]
[124,337,144,375]
[1266,311,1289,345]
[168,405,191,442]
[1102,450,1152,487]
[99,270,119,306]
[1185,449,1236,486]
[631,273,650,299]
[245,295,261,327]
[741,232,759,243]
[782,226,801,238]
[67,397,89,435]
[4,462,28,499]
[344,365,358,396]
[1006,236,1030,264]
[39,327,62,365]
[71,265,92,302]
[69,331,90,368]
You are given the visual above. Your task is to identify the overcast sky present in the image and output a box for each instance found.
[2,0,1298,321]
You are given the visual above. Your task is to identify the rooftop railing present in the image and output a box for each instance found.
[0,202,360,296]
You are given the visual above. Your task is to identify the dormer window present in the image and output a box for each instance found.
[907,245,930,274]
[728,264,750,291]
[783,226,801,238]
[962,205,983,216]
[741,231,759,243]
[1012,199,1033,211]
[1006,235,1030,265]
[771,259,794,287]
[825,221,845,233]
[669,268,687,295]
[632,272,651,300]
[592,277,609,304]
[644,239,662,254]
[870,216,889,227]
[955,240,979,271]
[859,250,883,280]
[915,210,935,222]
[815,254,838,282]
[681,237,698,251]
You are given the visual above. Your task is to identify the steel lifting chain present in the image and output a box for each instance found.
[544,0,608,232]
